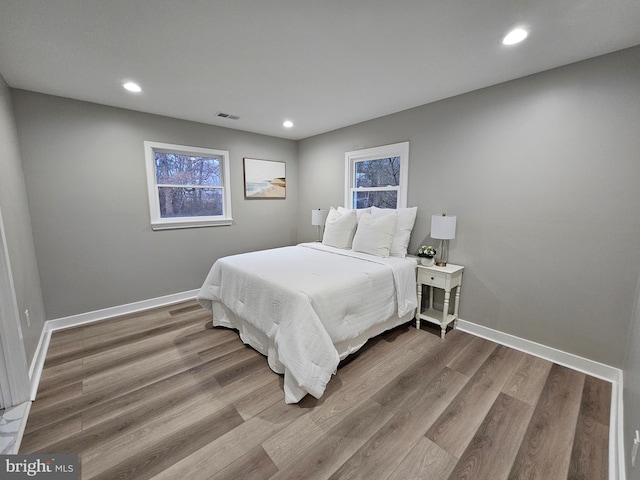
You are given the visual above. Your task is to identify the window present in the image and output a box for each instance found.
[144,141,232,230]
[344,142,409,209]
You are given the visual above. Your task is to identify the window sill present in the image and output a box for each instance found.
[151,218,233,231]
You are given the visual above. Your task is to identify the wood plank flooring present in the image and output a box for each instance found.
[20,300,611,479]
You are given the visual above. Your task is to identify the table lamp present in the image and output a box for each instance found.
[431,213,456,266]
[311,209,329,242]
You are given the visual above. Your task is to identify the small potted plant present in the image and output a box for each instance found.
[417,245,436,266]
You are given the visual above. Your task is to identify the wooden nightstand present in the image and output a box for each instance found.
[416,263,464,339]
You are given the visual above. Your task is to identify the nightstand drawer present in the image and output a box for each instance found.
[419,270,447,288]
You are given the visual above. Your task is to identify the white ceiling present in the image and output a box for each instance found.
[1,1,639,140]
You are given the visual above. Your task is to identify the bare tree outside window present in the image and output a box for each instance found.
[154,153,223,217]
[345,142,409,210]
[354,157,400,188]
[353,156,400,208]
[353,190,398,209]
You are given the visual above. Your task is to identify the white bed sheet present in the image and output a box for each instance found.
[197,242,417,403]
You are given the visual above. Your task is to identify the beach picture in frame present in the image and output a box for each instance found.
[243,158,286,199]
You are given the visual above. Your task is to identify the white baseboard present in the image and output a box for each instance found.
[28,325,51,400]
[456,319,624,480]
[46,289,200,332]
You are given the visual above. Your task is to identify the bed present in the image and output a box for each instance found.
[197,206,418,403]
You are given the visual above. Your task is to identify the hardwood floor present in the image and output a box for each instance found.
[20,300,611,479]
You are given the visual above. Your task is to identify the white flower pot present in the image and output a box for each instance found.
[420,257,435,266]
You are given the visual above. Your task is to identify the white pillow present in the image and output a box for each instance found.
[337,206,371,222]
[351,212,398,257]
[371,206,418,257]
[322,207,357,249]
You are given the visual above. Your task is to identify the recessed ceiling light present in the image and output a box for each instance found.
[283,120,294,128]
[502,27,528,46]
[122,81,142,93]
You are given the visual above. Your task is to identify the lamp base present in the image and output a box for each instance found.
[435,239,450,267]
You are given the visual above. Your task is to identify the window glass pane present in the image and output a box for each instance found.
[353,190,398,209]
[154,153,221,186]
[158,187,222,217]
[354,157,400,188]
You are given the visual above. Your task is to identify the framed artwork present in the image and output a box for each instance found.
[243,158,286,199]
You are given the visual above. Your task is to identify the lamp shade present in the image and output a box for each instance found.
[431,214,456,239]
[311,209,329,226]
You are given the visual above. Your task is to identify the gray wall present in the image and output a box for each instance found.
[298,46,640,369]
[12,91,298,319]
[0,76,45,364]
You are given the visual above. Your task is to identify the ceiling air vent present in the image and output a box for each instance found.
[216,112,240,120]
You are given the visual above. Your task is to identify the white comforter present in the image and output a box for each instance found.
[197,242,417,403]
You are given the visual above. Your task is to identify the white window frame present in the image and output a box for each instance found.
[344,141,409,209]
[144,141,233,230]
